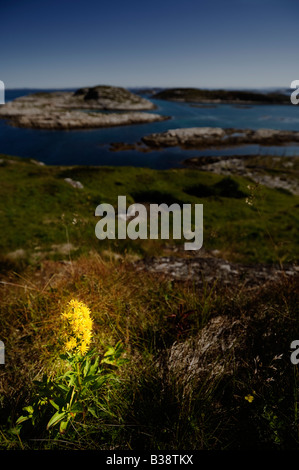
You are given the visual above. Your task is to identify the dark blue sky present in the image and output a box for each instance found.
[0,0,298,89]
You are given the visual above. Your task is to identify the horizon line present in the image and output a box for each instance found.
[5,84,290,91]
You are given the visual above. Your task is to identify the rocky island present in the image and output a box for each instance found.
[0,85,169,130]
[141,126,299,149]
[153,87,290,104]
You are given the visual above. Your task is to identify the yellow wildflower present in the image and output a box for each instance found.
[79,342,88,356]
[61,299,93,355]
[245,394,254,403]
[65,337,77,351]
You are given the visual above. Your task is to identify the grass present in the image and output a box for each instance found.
[0,255,298,450]
[0,154,298,267]
[0,152,298,450]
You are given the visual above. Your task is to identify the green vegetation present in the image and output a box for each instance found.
[0,256,298,450]
[0,152,298,450]
[0,154,298,268]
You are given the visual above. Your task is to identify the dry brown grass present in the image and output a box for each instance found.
[0,253,298,449]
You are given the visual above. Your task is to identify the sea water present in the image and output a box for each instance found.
[0,89,298,169]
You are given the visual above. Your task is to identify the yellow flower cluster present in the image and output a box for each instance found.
[61,299,93,356]
[245,394,254,403]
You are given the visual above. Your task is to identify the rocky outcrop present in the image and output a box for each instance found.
[142,127,226,147]
[0,86,168,129]
[183,155,299,195]
[134,248,298,287]
[2,109,167,130]
[64,177,84,189]
[142,127,299,149]
[73,85,156,110]
[166,314,247,387]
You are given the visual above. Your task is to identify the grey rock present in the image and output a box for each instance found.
[64,178,84,189]
[142,126,299,149]
[134,248,298,288]
[183,154,299,195]
[0,86,168,130]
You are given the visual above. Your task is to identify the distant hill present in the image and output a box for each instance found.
[153,87,290,104]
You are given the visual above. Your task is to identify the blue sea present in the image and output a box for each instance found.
[0,88,298,169]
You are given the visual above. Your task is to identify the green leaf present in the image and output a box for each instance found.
[61,370,74,381]
[89,356,100,375]
[68,374,77,387]
[59,419,69,434]
[47,411,67,430]
[101,341,126,367]
[59,354,69,360]
[23,405,34,415]
[91,375,107,390]
[16,415,30,425]
[56,383,69,392]
[82,374,98,385]
[49,399,60,411]
[83,357,91,377]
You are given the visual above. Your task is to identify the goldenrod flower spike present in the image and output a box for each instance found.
[62,299,93,355]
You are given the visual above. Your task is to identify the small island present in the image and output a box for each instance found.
[153,87,290,104]
[141,126,299,149]
[0,85,169,130]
